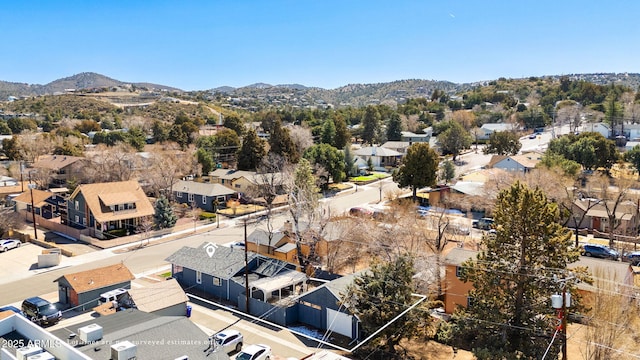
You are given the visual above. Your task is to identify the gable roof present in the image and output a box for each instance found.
[32,155,85,170]
[127,279,188,313]
[507,153,542,168]
[165,243,258,280]
[209,169,257,180]
[353,146,402,157]
[480,123,516,132]
[172,180,237,197]
[12,189,55,206]
[54,263,135,293]
[574,199,637,220]
[444,248,478,266]
[69,180,154,223]
[247,228,288,247]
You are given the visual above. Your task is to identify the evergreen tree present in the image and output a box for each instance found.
[223,114,245,137]
[196,148,214,175]
[303,143,346,187]
[152,120,170,143]
[237,128,267,171]
[343,255,421,356]
[333,115,350,149]
[344,144,355,177]
[452,182,582,359]
[154,195,177,229]
[393,143,439,200]
[440,160,456,185]
[483,131,522,156]
[269,119,300,163]
[386,113,403,141]
[321,119,336,145]
[362,106,381,145]
[437,121,472,160]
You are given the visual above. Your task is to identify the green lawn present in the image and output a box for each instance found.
[350,172,391,182]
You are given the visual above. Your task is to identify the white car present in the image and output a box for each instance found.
[234,344,271,360]
[213,329,243,354]
[0,239,21,252]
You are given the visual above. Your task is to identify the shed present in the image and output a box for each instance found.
[54,263,135,310]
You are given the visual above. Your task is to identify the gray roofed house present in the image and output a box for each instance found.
[172,179,237,212]
[165,243,257,281]
[51,309,230,360]
[353,146,402,170]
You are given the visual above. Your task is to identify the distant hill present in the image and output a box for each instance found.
[0,72,181,99]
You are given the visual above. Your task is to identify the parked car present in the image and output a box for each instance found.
[0,239,21,252]
[582,244,620,260]
[445,223,471,236]
[624,251,640,265]
[349,207,373,217]
[235,344,271,360]
[213,329,243,354]
[230,242,246,250]
[21,297,62,326]
[529,133,538,139]
[0,306,24,317]
[472,218,494,230]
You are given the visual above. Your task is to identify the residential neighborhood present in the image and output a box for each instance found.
[3,29,640,360]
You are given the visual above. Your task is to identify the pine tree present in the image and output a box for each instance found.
[392,143,438,200]
[453,181,582,359]
[386,113,403,141]
[321,119,336,145]
[343,255,422,356]
[333,116,350,149]
[154,195,177,229]
[237,128,266,171]
[269,119,300,163]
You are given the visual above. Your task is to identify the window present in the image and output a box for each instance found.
[213,277,221,286]
[234,184,241,189]
[455,266,463,278]
[467,296,475,308]
[203,196,207,205]
[188,193,194,202]
[82,217,86,225]
[74,215,79,224]
[75,201,79,210]
[177,192,182,198]
[196,271,202,284]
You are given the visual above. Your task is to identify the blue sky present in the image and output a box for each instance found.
[2,1,639,90]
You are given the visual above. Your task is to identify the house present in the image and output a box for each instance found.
[381,141,412,155]
[31,155,87,187]
[401,131,431,143]
[487,152,542,173]
[123,278,189,316]
[51,309,230,360]
[209,169,257,188]
[353,146,402,170]
[12,188,66,219]
[208,169,287,197]
[443,247,640,315]
[66,180,154,238]
[295,272,363,340]
[570,199,640,235]
[166,243,306,316]
[54,263,135,310]
[172,180,237,212]
[588,122,612,139]
[247,228,293,260]
[443,248,477,314]
[477,123,517,140]
[0,311,92,360]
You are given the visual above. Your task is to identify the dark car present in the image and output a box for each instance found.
[21,297,62,326]
[582,244,620,260]
[624,251,640,265]
[472,218,494,230]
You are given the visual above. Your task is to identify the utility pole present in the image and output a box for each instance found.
[244,219,250,314]
[28,171,37,240]
[562,284,568,360]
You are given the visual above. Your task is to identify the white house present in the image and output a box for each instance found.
[353,146,402,171]
[477,123,517,140]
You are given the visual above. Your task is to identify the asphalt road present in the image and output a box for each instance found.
[0,179,400,305]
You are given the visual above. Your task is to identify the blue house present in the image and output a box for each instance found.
[165,243,304,305]
[295,272,362,340]
[171,180,236,212]
[13,189,66,220]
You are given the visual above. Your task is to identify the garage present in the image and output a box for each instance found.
[326,308,353,338]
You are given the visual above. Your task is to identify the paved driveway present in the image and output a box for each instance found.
[0,242,42,280]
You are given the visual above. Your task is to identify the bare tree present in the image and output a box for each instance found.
[135,216,154,248]
[556,102,583,133]
[248,153,291,254]
[19,132,55,164]
[288,125,314,154]
[145,142,193,198]
[84,143,139,183]
[581,267,640,360]
[0,208,25,236]
[587,175,638,248]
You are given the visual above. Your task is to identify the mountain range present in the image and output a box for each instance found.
[3,72,640,108]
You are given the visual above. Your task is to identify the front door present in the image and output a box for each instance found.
[592,217,601,231]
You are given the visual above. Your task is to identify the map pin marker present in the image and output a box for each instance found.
[206,245,215,257]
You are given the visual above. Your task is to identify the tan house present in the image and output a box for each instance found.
[32,154,87,187]
[443,248,477,314]
[67,180,155,238]
[570,199,640,235]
